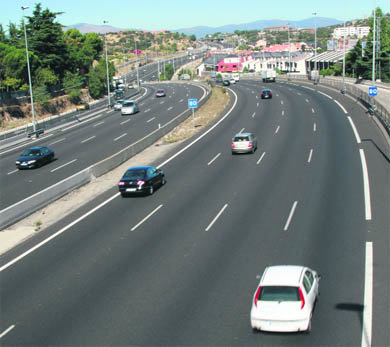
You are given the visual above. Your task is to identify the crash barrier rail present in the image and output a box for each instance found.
[0,89,141,147]
[0,82,211,230]
[277,74,390,136]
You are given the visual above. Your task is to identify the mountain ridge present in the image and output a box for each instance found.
[64,16,343,36]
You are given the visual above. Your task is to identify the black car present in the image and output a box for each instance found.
[118,166,166,196]
[261,89,272,99]
[223,79,230,86]
[215,77,223,84]
[16,146,55,169]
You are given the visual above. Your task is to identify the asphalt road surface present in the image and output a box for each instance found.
[1,80,388,346]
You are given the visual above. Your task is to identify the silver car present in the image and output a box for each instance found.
[113,99,125,111]
[231,132,258,154]
[121,100,139,116]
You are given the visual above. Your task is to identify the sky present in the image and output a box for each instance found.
[1,0,389,32]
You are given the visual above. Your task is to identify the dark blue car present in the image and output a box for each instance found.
[118,166,166,196]
[16,146,55,169]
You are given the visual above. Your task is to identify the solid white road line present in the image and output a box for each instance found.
[334,99,348,114]
[120,119,131,125]
[205,203,228,231]
[147,117,156,123]
[239,128,245,133]
[113,133,127,142]
[49,138,66,145]
[318,90,333,99]
[359,149,372,220]
[307,149,313,163]
[275,126,280,134]
[50,159,77,173]
[93,121,104,127]
[0,325,15,339]
[81,135,95,144]
[257,152,266,165]
[361,241,373,347]
[314,123,317,132]
[0,193,120,272]
[284,201,298,231]
[131,204,163,231]
[348,116,362,144]
[208,153,221,166]
[7,169,18,175]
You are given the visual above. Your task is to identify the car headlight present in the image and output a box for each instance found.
[16,161,20,164]
[27,160,36,164]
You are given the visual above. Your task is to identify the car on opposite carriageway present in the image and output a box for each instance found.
[16,146,55,169]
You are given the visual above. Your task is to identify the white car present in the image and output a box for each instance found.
[229,78,236,84]
[250,265,320,333]
[121,100,139,116]
[113,99,125,111]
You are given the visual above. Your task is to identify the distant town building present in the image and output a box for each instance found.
[333,26,370,39]
[261,42,308,53]
[264,25,291,32]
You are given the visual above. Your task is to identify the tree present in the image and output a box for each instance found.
[63,71,83,103]
[190,34,196,41]
[346,7,390,82]
[25,3,67,79]
[87,58,115,98]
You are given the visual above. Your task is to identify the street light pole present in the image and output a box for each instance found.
[103,20,111,108]
[313,12,317,73]
[288,23,291,76]
[21,5,37,136]
[135,40,140,91]
[342,1,346,94]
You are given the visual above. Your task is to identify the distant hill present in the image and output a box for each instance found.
[64,17,343,36]
[174,17,343,38]
[63,23,128,34]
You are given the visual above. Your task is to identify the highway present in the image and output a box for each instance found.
[0,80,205,210]
[0,80,388,346]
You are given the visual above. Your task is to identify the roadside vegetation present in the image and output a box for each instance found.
[163,87,230,143]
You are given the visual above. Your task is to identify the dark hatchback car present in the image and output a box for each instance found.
[223,79,230,86]
[16,146,55,169]
[261,89,272,99]
[118,166,166,196]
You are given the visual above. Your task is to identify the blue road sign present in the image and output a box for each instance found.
[369,86,378,96]
[188,98,198,108]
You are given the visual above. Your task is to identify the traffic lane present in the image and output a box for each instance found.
[0,83,204,209]
[0,87,366,346]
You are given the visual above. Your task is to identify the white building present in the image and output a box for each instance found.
[333,26,370,39]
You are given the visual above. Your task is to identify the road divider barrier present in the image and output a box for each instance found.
[0,82,211,230]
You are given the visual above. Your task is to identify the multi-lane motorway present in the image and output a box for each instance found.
[0,80,389,346]
[0,80,205,210]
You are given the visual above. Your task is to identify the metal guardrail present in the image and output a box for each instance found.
[277,75,390,136]
[0,82,212,230]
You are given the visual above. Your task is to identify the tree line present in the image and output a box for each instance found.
[0,3,115,106]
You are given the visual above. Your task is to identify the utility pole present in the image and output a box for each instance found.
[341,1,346,94]
[22,5,37,136]
[103,20,111,108]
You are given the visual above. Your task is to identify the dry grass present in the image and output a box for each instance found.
[163,87,230,143]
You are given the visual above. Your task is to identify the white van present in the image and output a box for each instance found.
[232,73,240,82]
